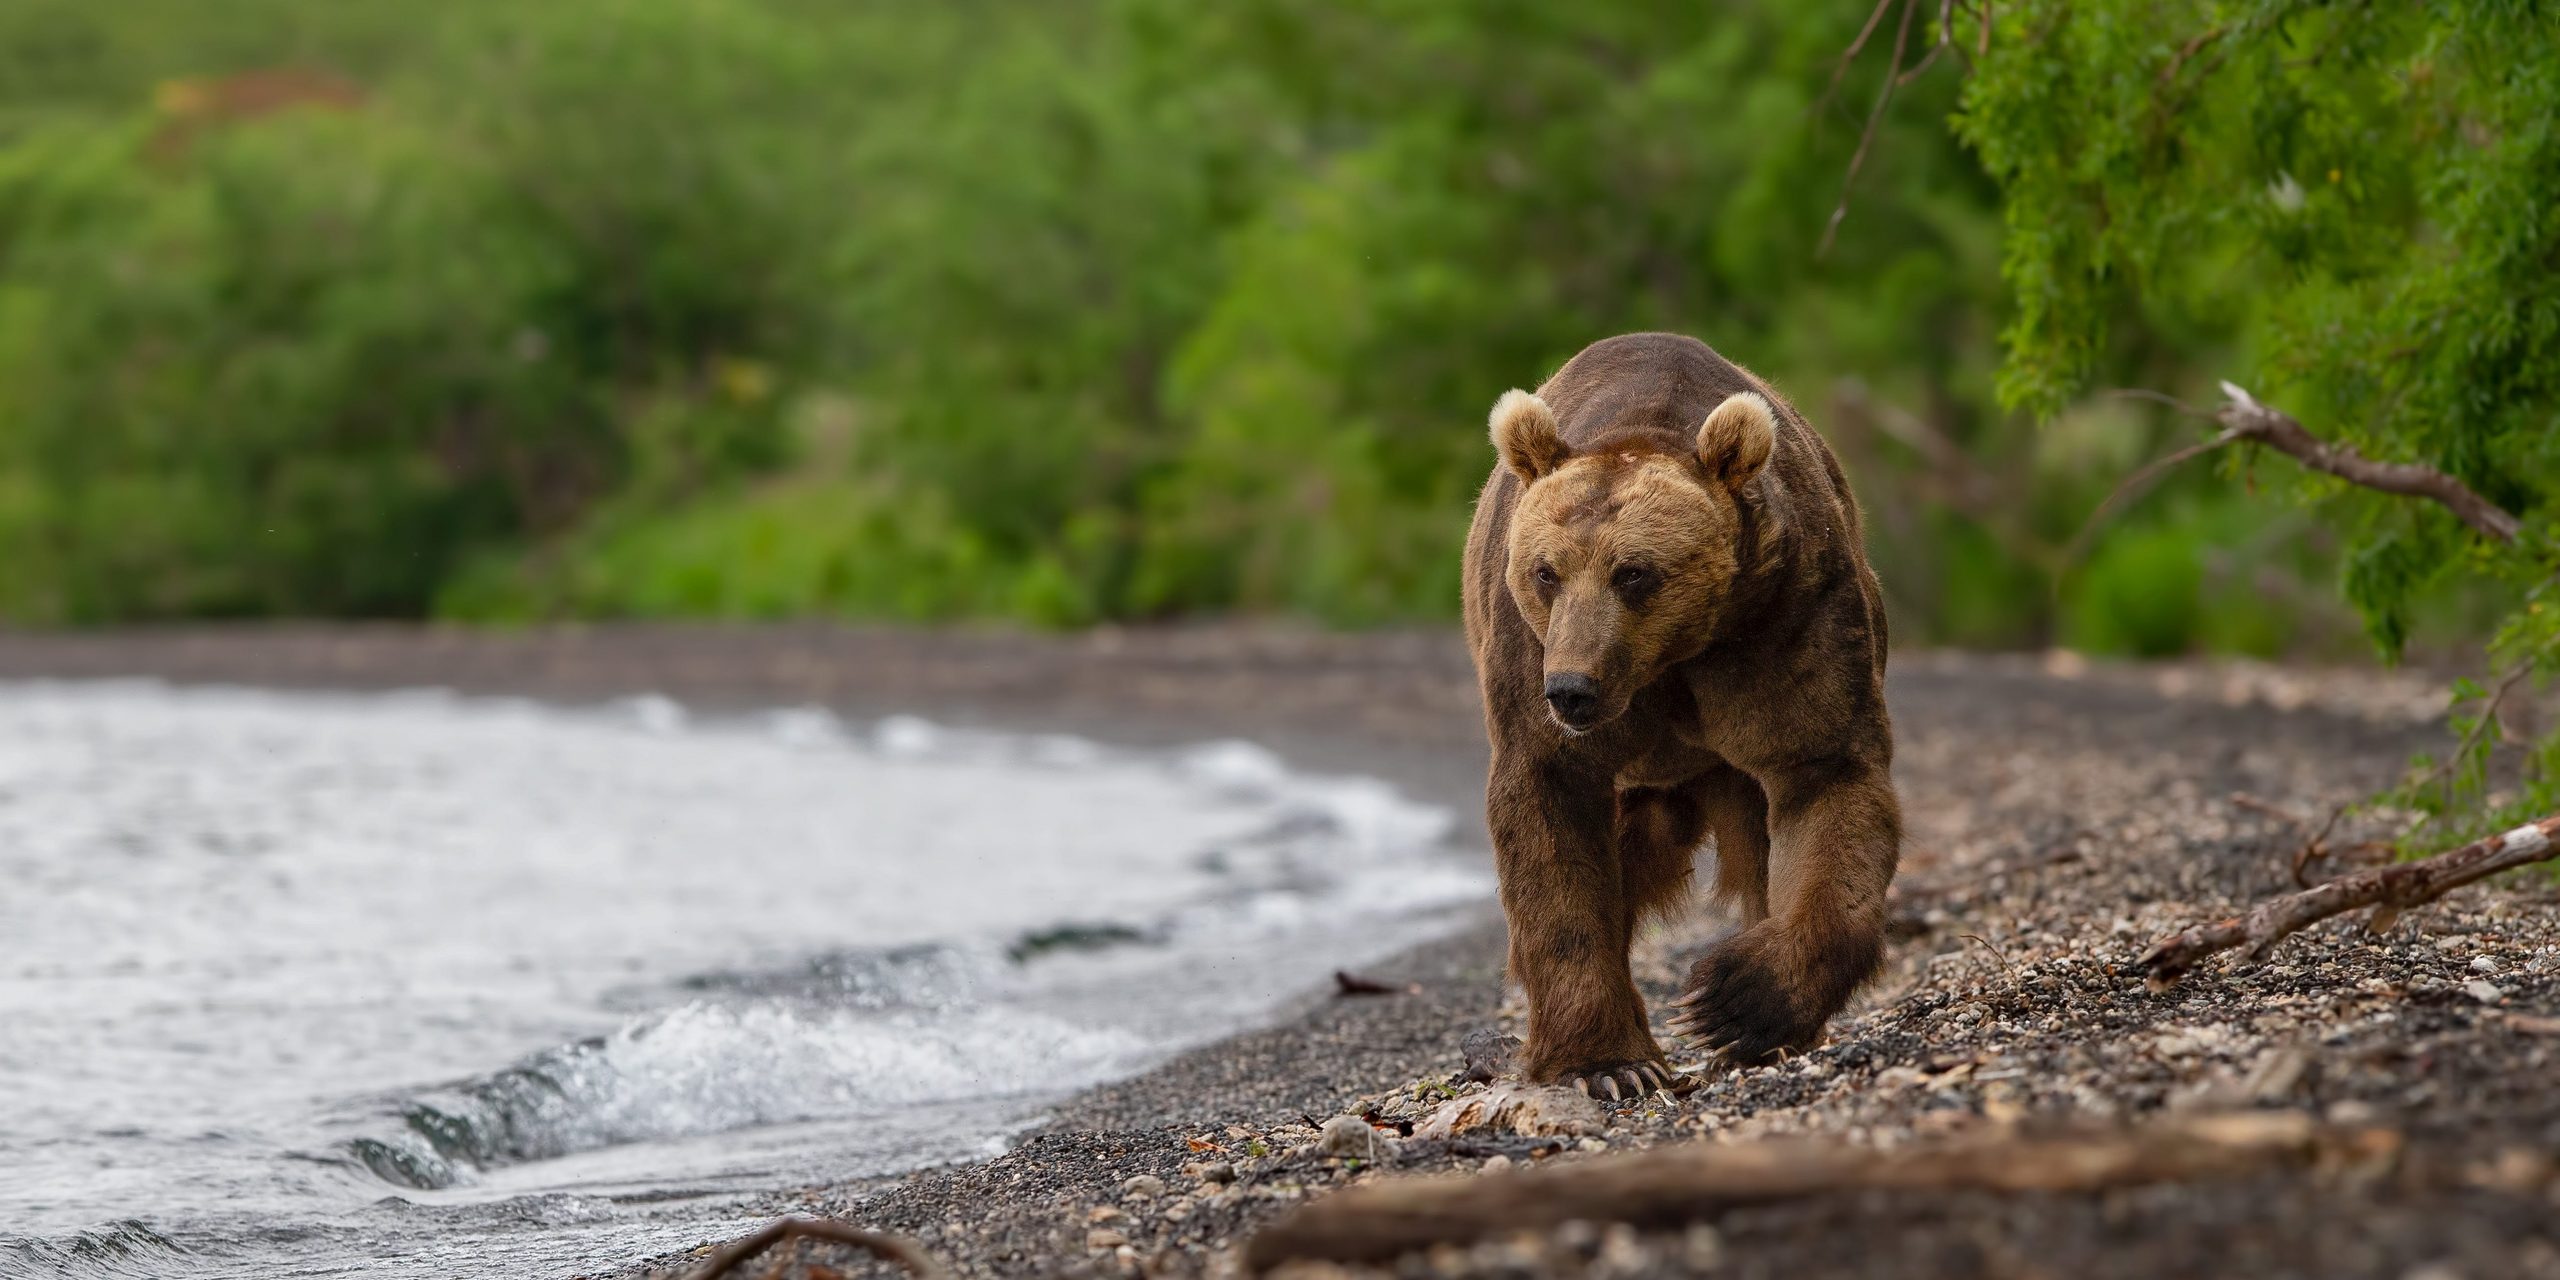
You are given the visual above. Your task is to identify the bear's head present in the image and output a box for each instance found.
[1488,386,1776,734]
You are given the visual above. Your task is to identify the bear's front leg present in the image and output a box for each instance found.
[1487,744,1676,1100]
[1669,754,1899,1062]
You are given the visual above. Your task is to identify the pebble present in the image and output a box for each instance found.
[1185,1161,1235,1185]
[1317,1114,1389,1159]
[2470,955,2500,975]
[1120,1173,1165,1200]
[2465,978,2505,1004]
[1086,1228,1128,1252]
[1480,1154,1513,1172]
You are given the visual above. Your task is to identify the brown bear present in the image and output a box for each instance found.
[1460,332,1901,1096]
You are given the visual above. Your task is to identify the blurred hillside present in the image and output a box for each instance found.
[0,0,2358,652]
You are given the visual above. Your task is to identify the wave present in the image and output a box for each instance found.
[333,710,1478,1193]
[352,988,1144,1190]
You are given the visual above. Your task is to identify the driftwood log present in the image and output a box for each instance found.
[679,1217,949,1280]
[1245,1112,2376,1271]
[2137,814,2560,982]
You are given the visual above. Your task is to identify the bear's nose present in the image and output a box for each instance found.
[1543,672,1602,728]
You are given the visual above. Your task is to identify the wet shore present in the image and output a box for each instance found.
[7,624,2553,1280]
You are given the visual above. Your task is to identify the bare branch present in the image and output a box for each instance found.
[1818,0,1905,117]
[682,1218,949,1280]
[2215,382,2523,543]
[1247,1113,2370,1271]
[2135,814,2560,983]
[2072,384,2526,568]
[1818,0,1920,258]
[2407,659,2537,813]
[2060,427,2243,569]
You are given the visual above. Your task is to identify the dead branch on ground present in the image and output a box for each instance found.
[1246,1112,2379,1270]
[681,1218,949,1280]
[2135,814,2560,983]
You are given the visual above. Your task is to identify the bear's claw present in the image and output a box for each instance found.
[1559,1058,1689,1102]
[1670,939,1824,1064]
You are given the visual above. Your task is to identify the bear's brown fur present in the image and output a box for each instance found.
[1461,332,1900,1094]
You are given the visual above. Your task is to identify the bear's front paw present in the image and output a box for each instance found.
[1554,1058,1688,1102]
[1667,922,1872,1063]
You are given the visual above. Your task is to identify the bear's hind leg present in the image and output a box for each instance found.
[1613,783,1706,933]
[1694,766,1771,926]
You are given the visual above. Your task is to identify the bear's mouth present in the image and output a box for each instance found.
[1546,702,1613,735]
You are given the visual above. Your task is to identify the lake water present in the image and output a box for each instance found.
[0,681,1487,1279]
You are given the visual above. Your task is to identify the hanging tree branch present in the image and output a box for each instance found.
[1818,0,1921,258]
[2134,813,2560,983]
[2212,382,2522,543]
[2072,383,2525,564]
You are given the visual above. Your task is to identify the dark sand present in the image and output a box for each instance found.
[7,625,2554,1280]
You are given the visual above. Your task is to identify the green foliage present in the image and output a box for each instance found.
[1957,0,2560,835]
[0,0,2351,654]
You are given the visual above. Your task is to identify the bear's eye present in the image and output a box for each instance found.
[1613,564,1657,592]
[1533,562,1560,589]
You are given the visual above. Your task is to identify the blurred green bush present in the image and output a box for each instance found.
[0,0,2336,653]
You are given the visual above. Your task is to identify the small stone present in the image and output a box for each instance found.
[2464,978,2505,1004]
[2470,955,2500,975]
[1480,1154,1513,1172]
[1086,1205,1125,1224]
[2244,1047,2311,1102]
[1684,1223,1726,1267]
[1186,1161,1235,1184]
[1461,1029,1525,1082]
[1086,1228,1128,1251]
[1413,1083,1606,1140]
[1317,1115,1389,1159]
[1598,1222,1647,1269]
[1120,1174,1165,1200]
[1578,1137,1609,1152]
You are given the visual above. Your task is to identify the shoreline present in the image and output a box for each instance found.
[8,624,2555,1279]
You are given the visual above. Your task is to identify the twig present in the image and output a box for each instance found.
[681,1218,950,1280]
[1818,0,1920,258]
[1895,0,1960,83]
[1246,1113,2367,1270]
[2228,791,2370,889]
[2135,813,2560,983]
[1957,932,2017,980]
[2401,659,2536,821]
[1334,970,1415,997]
[2060,426,2243,569]
[1818,0,1905,117]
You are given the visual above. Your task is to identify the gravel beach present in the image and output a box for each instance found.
[9,624,2556,1280]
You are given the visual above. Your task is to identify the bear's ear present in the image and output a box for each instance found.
[1696,391,1777,491]
[1489,389,1568,483]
